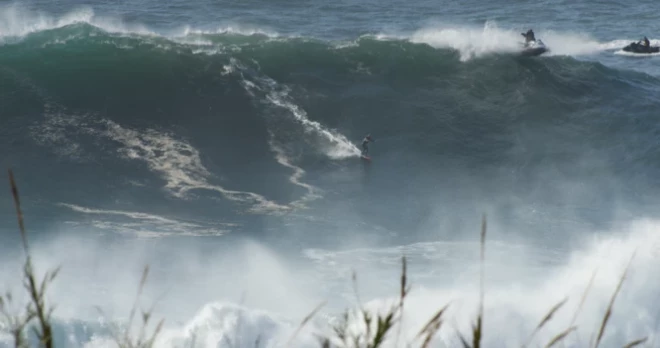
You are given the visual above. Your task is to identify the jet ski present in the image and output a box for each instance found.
[520,39,549,57]
[622,41,659,54]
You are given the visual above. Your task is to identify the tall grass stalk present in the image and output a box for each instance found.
[6,169,58,348]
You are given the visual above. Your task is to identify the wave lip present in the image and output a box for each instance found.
[2,5,646,65]
[0,4,156,40]
[373,22,616,61]
[407,21,522,61]
[0,2,283,53]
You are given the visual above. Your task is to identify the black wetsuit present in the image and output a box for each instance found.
[362,137,372,155]
[521,30,536,44]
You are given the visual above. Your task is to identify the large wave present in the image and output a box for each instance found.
[3,11,660,233]
[3,5,660,348]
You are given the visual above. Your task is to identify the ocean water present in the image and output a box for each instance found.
[1,0,660,346]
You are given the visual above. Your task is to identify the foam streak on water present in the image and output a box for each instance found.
[267,133,323,208]
[57,203,234,237]
[230,58,361,159]
[101,119,292,213]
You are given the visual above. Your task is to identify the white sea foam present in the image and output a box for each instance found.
[0,217,658,347]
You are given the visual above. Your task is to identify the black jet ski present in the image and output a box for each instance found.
[622,41,659,54]
[520,39,549,56]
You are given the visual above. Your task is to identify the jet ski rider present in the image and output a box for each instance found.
[521,29,536,45]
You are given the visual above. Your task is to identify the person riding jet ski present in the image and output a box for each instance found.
[521,29,536,45]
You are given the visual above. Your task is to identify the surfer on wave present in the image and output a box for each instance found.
[362,134,374,156]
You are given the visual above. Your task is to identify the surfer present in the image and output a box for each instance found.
[521,29,536,44]
[361,134,374,156]
[642,36,650,47]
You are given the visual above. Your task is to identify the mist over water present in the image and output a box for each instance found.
[2,1,660,347]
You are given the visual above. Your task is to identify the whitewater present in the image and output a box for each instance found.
[2,0,660,347]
